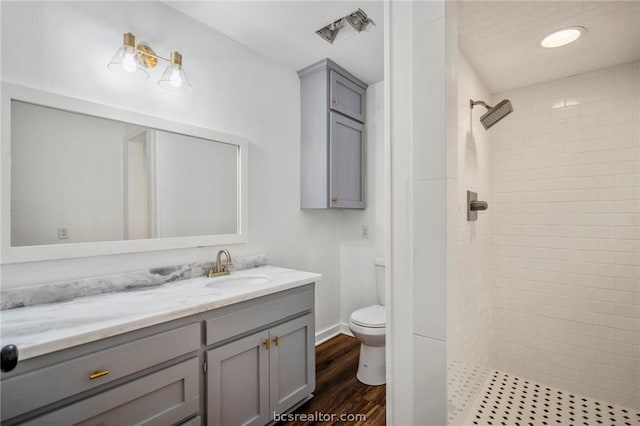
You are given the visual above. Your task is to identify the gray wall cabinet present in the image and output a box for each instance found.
[1,284,315,426]
[299,59,368,209]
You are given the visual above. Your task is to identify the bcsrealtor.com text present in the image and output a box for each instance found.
[273,411,367,423]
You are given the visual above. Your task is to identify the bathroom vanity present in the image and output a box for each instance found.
[0,266,319,426]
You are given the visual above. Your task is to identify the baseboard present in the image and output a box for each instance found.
[315,323,353,346]
[340,323,354,337]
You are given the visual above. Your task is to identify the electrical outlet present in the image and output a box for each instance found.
[361,224,369,239]
[58,226,69,240]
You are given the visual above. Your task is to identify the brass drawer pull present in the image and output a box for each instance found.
[332,96,338,105]
[263,339,270,350]
[332,196,338,204]
[273,336,279,347]
[89,370,109,380]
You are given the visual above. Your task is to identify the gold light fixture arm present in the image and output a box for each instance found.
[122,32,182,69]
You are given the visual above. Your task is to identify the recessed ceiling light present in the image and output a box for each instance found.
[541,26,585,48]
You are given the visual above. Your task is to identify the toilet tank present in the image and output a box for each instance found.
[374,257,386,306]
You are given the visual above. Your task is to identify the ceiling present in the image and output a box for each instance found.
[165,1,384,84]
[458,1,640,93]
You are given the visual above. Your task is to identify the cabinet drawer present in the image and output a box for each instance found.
[22,358,199,426]
[329,70,366,122]
[2,323,200,420]
[205,287,313,346]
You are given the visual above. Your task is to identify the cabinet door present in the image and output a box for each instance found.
[329,112,365,209]
[268,314,315,416]
[206,331,270,426]
[329,70,366,122]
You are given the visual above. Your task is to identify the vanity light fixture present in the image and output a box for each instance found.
[108,32,192,92]
[541,26,585,48]
[316,8,375,44]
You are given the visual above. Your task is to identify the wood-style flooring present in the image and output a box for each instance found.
[281,334,386,425]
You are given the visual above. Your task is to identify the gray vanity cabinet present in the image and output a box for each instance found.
[22,358,199,426]
[204,286,315,426]
[206,314,314,426]
[206,331,270,426]
[1,323,201,426]
[1,284,316,426]
[299,59,367,209]
[268,314,314,415]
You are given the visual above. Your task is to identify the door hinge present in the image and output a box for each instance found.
[203,361,207,373]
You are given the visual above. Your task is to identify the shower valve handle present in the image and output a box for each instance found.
[470,201,488,211]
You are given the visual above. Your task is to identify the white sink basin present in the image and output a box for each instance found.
[205,274,271,290]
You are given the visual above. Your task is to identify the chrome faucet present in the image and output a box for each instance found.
[208,249,232,278]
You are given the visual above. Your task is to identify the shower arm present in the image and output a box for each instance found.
[470,99,492,110]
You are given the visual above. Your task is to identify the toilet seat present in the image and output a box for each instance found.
[350,305,386,328]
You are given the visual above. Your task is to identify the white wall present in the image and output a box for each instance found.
[338,82,384,327]
[490,61,640,408]
[0,1,346,334]
[446,51,495,425]
[11,101,125,246]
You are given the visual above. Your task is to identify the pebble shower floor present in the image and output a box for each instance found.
[467,371,640,426]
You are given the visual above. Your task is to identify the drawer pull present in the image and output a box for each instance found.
[263,339,270,350]
[273,336,279,347]
[89,370,110,380]
[332,96,338,105]
[1,345,19,372]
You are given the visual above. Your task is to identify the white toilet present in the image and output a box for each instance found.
[349,257,386,386]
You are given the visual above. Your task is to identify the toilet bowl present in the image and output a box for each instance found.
[348,258,386,386]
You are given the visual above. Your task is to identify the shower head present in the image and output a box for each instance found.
[470,99,513,130]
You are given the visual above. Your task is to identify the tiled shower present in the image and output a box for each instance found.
[490,61,639,409]
[448,2,639,424]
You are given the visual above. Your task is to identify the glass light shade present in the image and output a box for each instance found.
[158,63,192,92]
[107,45,149,79]
[541,27,584,48]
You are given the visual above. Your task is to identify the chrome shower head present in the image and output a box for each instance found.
[470,99,513,130]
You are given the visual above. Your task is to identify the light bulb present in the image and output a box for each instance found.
[122,50,137,73]
[169,65,182,88]
[158,52,191,91]
[541,27,585,48]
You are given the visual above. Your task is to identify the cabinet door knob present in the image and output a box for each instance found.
[89,370,109,380]
[263,339,270,350]
[273,336,279,347]
[332,196,338,204]
[332,96,338,105]
[1,345,18,372]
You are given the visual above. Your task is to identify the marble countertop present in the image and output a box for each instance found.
[0,266,321,361]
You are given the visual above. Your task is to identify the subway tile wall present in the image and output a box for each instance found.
[489,61,640,409]
[447,52,495,425]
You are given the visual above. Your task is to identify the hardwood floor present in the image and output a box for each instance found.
[281,334,386,425]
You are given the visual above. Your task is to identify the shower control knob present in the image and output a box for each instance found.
[1,345,18,372]
[470,201,488,211]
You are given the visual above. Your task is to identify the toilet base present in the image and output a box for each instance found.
[356,343,386,385]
